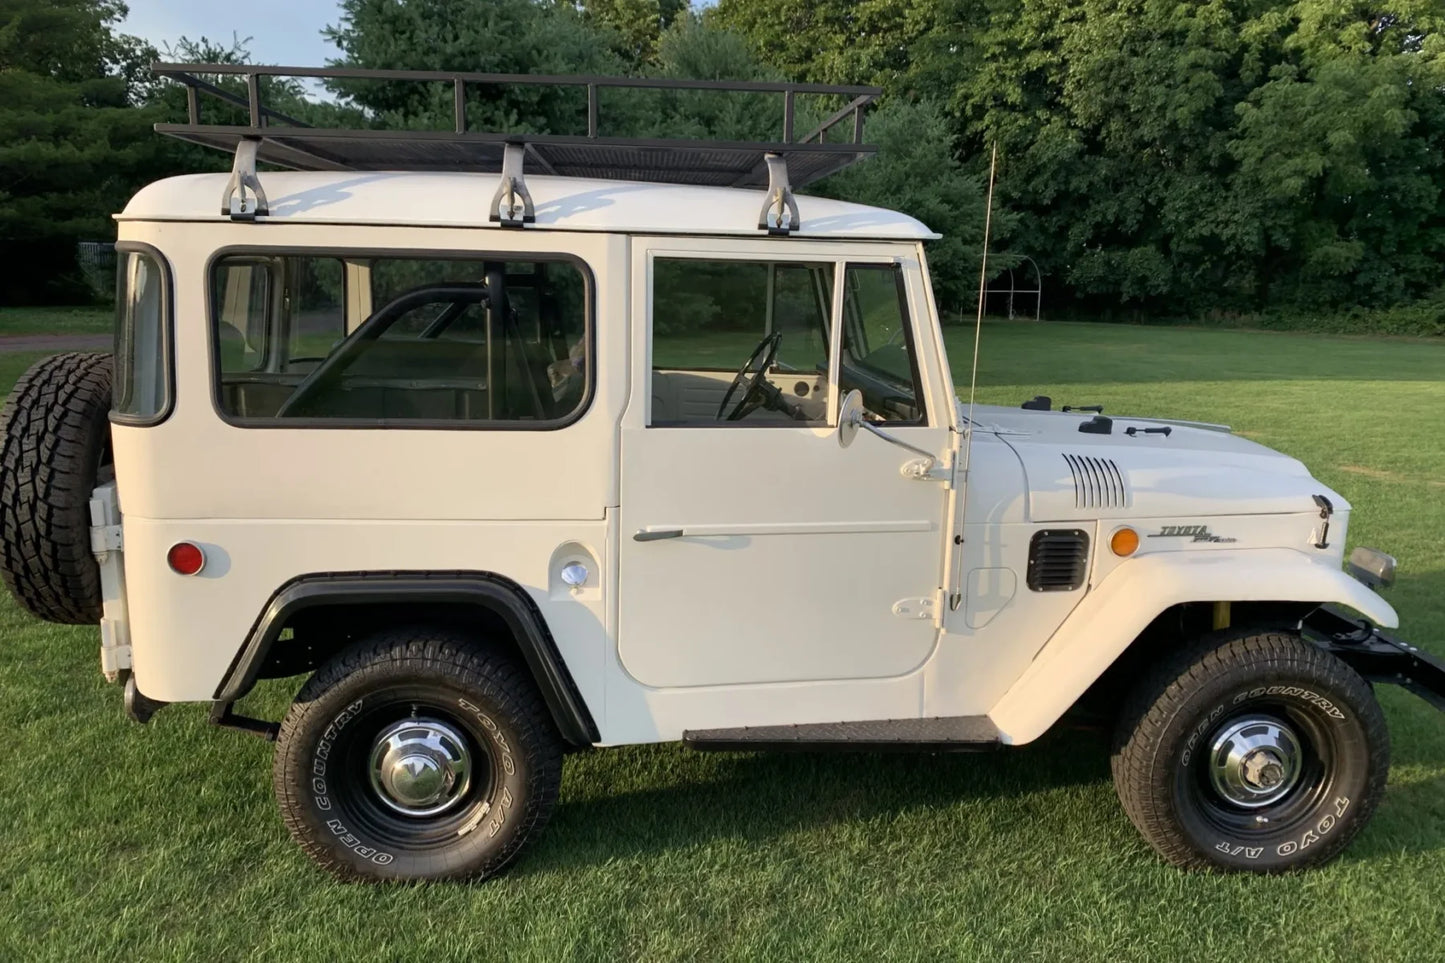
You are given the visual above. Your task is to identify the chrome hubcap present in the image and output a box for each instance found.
[1208,716,1303,808]
[368,718,472,817]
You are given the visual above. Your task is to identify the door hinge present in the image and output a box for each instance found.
[100,620,131,681]
[90,523,123,554]
[900,458,955,487]
[892,595,938,620]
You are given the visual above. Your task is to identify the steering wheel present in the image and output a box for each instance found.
[276,283,487,418]
[717,332,782,421]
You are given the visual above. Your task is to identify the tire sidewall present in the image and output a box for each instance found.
[1158,666,1379,871]
[283,668,539,881]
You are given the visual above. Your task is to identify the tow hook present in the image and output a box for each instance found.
[209,701,281,741]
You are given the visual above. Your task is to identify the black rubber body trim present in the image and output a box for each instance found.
[683,715,1000,752]
[1302,604,1445,712]
[214,570,599,745]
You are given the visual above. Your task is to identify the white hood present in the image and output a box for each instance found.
[962,404,1346,522]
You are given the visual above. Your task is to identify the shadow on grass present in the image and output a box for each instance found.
[524,564,1445,875]
[1366,567,1445,769]
[522,727,1114,875]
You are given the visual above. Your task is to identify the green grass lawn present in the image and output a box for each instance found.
[1,320,1443,961]
[0,305,112,337]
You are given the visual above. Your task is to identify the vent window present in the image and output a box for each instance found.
[1027,529,1090,591]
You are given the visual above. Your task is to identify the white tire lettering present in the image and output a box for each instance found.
[1267,800,1352,861]
[1215,842,1267,860]
[324,817,395,864]
[456,697,519,775]
[1235,687,1345,720]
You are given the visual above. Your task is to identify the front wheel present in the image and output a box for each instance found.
[273,627,563,882]
[1111,630,1389,872]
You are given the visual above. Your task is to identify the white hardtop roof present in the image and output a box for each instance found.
[118,171,938,241]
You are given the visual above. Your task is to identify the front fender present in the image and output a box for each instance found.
[988,548,1397,746]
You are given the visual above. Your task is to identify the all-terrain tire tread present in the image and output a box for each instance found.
[1110,629,1389,872]
[0,352,113,624]
[273,626,563,882]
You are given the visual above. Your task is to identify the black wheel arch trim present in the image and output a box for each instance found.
[214,569,599,746]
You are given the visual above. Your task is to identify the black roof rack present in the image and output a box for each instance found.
[152,64,881,232]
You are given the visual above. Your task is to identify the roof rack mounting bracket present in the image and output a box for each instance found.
[221,136,269,220]
[758,152,801,235]
[489,142,536,228]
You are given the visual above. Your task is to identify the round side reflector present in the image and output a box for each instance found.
[167,541,206,575]
[1110,527,1140,557]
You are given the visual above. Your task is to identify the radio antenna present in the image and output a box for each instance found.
[949,142,998,610]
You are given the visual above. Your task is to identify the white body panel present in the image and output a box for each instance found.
[108,171,1400,748]
[616,235,951,690]
[990,547,1399,745]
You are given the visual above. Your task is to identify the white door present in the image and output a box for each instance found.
[618,240,954,688]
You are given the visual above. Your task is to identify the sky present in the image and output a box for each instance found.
[121,0,345,66]
[120,0,715,67]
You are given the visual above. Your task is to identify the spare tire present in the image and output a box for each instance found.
[0,352,113,624]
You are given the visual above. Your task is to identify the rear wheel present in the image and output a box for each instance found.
[273,627,563,882]
[1111,630,1388,872]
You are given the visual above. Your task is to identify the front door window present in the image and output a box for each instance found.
[650,258,834,426]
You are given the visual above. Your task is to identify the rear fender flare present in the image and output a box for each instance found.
[988,548,1397,746]
[214,570,599,746]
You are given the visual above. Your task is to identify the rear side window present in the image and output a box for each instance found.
[210,253,591,426]
[113,248,171,423]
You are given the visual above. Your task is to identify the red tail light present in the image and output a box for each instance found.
[166,542,206,576]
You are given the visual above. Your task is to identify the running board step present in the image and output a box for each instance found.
[683,716,1000,752]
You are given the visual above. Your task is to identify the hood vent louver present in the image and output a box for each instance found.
[1027,529,1090,591]
[1063,453,1130,510]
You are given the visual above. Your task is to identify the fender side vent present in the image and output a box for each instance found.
[1063,453,1130,509]
[1027,529,1089,592]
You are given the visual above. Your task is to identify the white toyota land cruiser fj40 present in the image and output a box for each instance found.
[2,66,1440,882]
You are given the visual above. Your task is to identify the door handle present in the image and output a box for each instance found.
[634,528,684,542]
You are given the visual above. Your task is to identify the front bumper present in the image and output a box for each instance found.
[1303,605,1445,712]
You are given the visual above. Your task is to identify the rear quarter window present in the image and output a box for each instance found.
[112,246,172,424]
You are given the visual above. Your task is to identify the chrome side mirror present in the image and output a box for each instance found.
[838,389,865,447]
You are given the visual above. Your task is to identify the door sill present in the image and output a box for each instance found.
[683,715,1000,752]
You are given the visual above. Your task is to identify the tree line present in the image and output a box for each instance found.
[2,0,1441,332]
